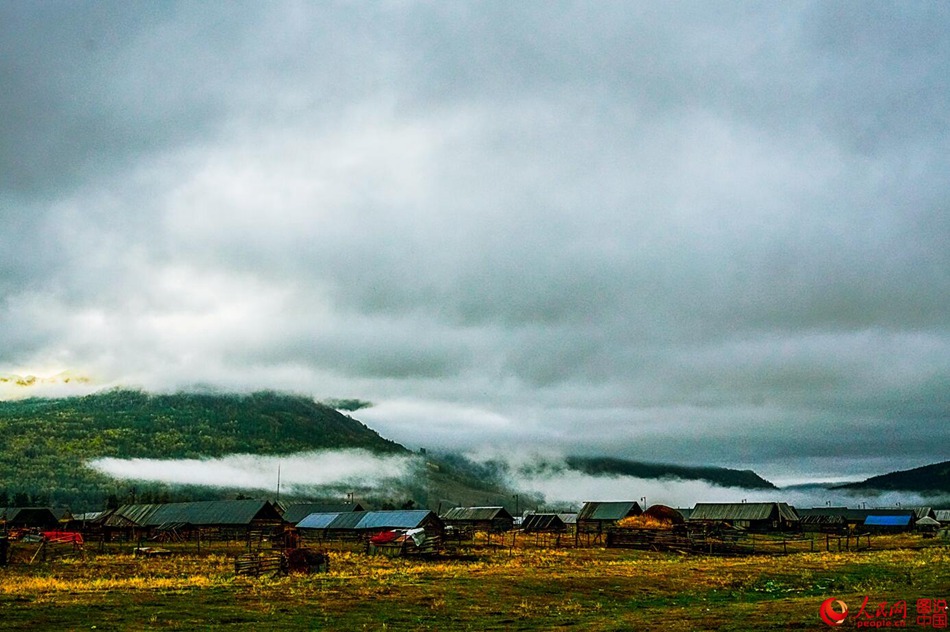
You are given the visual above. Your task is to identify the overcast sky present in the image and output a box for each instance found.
[2,1,948,483]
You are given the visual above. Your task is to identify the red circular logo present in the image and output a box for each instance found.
[820,598,849,626]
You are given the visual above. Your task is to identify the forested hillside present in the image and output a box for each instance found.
[0,390,406,509]
[833,460,950,494]
[564,456,778,489]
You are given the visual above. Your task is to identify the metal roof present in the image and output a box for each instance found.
[108,500,282,528]
[521,513,566,532]
[150,500,282,526]
[327,511,367,530]
[356,510,439,530]
[935,510,950,523]
[805,508,916,523]
[865,515,912,527]
[297,512,343,530]
[689,503,800,522]
[107,503,163,527]
[0,507,60,525]
[795,507,850,516]
[442,507,513,522]
[800,514,847,525]
[282,503,362,524]
[577,501,642,521]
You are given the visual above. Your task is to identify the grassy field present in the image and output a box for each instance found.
[0,535,947,630]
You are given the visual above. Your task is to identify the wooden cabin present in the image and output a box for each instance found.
[441,507,514,534]
[688,502,800,532]
[576,501,643,543]
[102,500,285,540]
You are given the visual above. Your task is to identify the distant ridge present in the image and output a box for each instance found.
[832,460,950,494]
[564,456,778,490]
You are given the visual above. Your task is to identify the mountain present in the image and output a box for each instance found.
[564,456,778,489]
[0,389,407,509]
[832,460,950,494]
[0,388,787,512]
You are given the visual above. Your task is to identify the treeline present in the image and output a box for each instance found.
[564,456,779,490]
[834,460,950,494]
[0,389,407,511]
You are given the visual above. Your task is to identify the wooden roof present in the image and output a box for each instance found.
[689,502,799,522]
[106,500,283,528]
[441,507,514,522]
[577,501,642,521]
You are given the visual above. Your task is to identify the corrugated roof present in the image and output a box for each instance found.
[108,500,282,528]
[844,508,914,521]
[328,511,366,530]
[297,512,342,530]
[108,503,162,527]
[442,507,513,522]
[151,500,281,526]
[282,503,362,524]
[356,510,438,530]
[800,514,846,525]
[935,510,950,523]
[865,515,912,527]
[689,503,800,522]
[577,501,642,521]
[0,507,60,525]
[521,513,566,532]
[796,507,850,516]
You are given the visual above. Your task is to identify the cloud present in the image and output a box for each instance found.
[1,2,948,480]
[87,449,417,495]
[464,449,947,510]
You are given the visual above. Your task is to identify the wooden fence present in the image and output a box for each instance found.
[606,528,873,555]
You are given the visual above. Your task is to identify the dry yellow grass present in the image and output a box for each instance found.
[0,535,946,630]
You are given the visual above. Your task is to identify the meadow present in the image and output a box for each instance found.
[0,535,947,630]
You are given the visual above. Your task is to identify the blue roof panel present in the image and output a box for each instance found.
[864,515,912,526]
[297,512,342,529]
[356,510,434,530]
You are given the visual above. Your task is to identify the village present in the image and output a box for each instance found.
[2,497,947,571]
[2,497,948,629]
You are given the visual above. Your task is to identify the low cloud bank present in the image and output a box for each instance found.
[466,449,944,511]
[87,449,417,496]
[87,446,944,510]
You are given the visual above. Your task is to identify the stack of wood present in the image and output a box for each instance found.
[234,551,286,577]
[234,547,330,576]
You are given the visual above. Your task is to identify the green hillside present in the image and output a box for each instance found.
[0,389,406,509]
[564,456,778,490]
[833,460,950,494]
